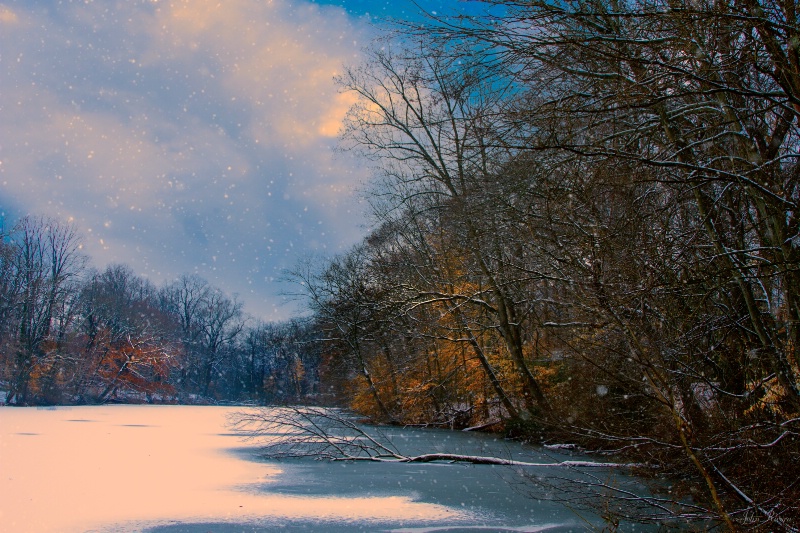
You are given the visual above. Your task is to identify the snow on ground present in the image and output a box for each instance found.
[0,405,471,532]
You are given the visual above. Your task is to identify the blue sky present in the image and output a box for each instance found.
[0,0,481,320]
[312,0,487,18]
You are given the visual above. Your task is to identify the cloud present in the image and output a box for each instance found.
[139,0,360,146]
[0,4,17,24]
[0,0,371,320]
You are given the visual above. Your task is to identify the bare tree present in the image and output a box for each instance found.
[290,2,800,529]
[196,288,244,397]
[73,264,178,403]
[339,45,550,419]
[3,215,86,405]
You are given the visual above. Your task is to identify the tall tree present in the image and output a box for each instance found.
[4,216,85,405]
[339,46,550,418]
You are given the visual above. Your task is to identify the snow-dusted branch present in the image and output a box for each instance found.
[228,406,639,468]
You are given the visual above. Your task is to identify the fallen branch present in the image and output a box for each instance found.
[462,419,502,432]
[228,406,640,468]
[394,453,635,467]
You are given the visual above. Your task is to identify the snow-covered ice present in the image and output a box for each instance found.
[0,405,622,532]
[0,406,472,532]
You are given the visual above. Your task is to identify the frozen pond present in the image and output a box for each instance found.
[0,405,647,532]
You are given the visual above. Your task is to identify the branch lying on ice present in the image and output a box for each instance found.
[351,453,638,467]
[462,419,502,432]
[227,406,641,468]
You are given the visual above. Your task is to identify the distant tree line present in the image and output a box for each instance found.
[292,1,800,530]
[0,215,321,406]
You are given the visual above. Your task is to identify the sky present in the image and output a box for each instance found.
[0,0,484,321]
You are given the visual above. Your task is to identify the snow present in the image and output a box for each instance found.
[0,405,633,532]
[0,405,471,532]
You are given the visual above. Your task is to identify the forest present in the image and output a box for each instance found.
[0,214,320,406]
[287,1,800,530]
[1,0,799,530]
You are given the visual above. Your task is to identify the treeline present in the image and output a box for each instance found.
[296,1,799,530]
[0,215,320,406]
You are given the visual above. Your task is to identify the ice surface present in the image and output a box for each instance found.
[0,405,643,532]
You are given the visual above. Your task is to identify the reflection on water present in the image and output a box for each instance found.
[0,406,646,532]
